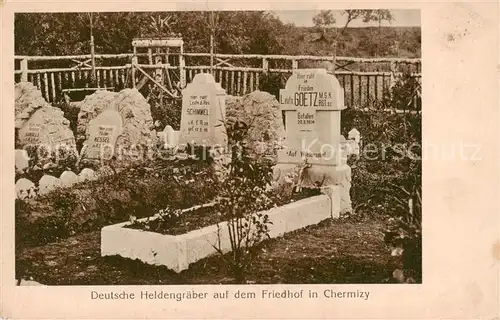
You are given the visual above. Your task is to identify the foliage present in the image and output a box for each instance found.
[383,182,422,283]
[16,143,79,183]
[147,91,183,131]
[258,73,286,98]
[312,10,336,35]
[340,74,421,281]
[15,12,421,60]
[210,117,278,283]
[128,205,184,233]
[342,10,393,29]
[382,72,421,112]
[15,158,218,248]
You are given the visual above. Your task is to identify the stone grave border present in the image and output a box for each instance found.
[101,186,340,273]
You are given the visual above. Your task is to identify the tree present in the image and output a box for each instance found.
[342,9,394,31]
[312,10,336,36]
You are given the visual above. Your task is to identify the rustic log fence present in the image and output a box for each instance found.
[14,53,421,109]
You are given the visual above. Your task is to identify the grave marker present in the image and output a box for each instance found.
[179,73,227,148]
[82,109,123,160]
[17,107,76,149]
[274,69,352,215]
[278,69,345,165]
[38,175,60,195]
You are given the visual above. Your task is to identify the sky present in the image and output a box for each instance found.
[272,9,421,28]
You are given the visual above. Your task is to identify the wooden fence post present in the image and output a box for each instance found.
[148,48,153,65]
[20,58,28,82]
[179,51,186,88]
[262,58,269,74]
[292,59,298,70]
[131,56,137,88]
[389,61,396,90]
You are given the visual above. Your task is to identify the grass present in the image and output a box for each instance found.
[16,216,401,285]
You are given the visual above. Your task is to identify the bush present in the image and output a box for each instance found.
[145,89,182,130]
[341,74,422,280]
[15,158,218,248]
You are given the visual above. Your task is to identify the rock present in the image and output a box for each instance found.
[15,149,30,172]
[16,178,36,200]
[59,171,79,187]
[38,175,60,195]
[392,269,406,283]
[15,82,51,129]
[77,89,157,164]
[225,90,286,159]
[79,168,96,182]
[16,104,77,169]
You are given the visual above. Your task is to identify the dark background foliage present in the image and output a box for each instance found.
[15,11,421,58]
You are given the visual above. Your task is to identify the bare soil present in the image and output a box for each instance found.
[125,191,318,236]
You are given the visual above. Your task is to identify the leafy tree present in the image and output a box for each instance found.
[342,9,393,30]
[312,10,336,36]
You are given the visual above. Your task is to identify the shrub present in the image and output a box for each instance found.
[341,73,422,281]
[142,84,182,130]
[383,182,422,283]
[15,157,218,248]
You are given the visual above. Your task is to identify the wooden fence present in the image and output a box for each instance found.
[14,53,421,109]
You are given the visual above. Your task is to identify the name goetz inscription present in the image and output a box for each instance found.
[277,69,346,166]
[279,69,344,111]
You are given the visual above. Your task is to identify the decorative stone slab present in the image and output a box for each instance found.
[81,109,124,161]
[16,178,36,200]
[101,193,337,273]
[59,171,79,188]
[38,175,60,196]
[15,149,30,172]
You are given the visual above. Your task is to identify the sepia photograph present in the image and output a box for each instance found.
[13,9,423,286]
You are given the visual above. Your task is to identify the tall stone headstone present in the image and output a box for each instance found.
[81,109,123,161]
[274,69,352,214]
[179,73,227,148]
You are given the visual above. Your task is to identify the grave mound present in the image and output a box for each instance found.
[226,90,285,159]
